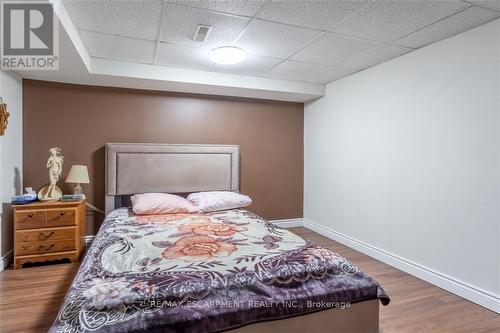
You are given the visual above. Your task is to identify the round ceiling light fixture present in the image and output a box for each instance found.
[209,46,247,65]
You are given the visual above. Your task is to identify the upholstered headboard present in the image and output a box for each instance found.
[105,143,240,214]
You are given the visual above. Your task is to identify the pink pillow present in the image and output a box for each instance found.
[187,191,252,213]
[131,193,196,215]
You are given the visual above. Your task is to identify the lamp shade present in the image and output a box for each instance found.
[65,165,90,184]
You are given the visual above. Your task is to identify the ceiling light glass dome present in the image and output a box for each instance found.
[209,46,247,65]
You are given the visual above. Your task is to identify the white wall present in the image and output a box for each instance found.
[0,70,23,269]
[304,19,500,312]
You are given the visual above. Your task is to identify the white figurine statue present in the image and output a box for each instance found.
[38,147,64,201]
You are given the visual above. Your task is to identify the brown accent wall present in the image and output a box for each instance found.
[23,80,303,234]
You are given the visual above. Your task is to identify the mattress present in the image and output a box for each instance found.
[49,208,389,333]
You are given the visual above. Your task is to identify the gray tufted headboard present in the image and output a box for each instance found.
[105,143,240,214]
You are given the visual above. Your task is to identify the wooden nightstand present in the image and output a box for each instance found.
[13,200,86,269]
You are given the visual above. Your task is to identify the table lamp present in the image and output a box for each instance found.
[65,165,90,197]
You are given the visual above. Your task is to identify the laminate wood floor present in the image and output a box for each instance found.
[0,227,498,332]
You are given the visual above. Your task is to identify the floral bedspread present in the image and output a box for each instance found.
[50,208,389,333]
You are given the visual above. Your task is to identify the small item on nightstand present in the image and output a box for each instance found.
[11,187,38,205]
[38,147,64,201]
[11,193,37,205]
[65,165,90,197]
[61,194,86,201]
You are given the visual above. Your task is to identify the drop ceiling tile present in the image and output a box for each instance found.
[316,66,359,84]
[396,6,500,48]
[467,1,500,11]
[256,0,370,30]
[291,33,382,67]
[63,0,162,40]
[332,0,469,42]
[211,55,282,75]
[235,19,322,58]
[167,0,266,17]
[343,44,412,69]
[263,60,357,84]
[80,31,156,64]
[161,3,250,49]
[156,43,213,70]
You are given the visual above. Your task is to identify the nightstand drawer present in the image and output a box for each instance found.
[47,209,76,227]
[15,211,46,230]
[16,239,76,256]
[17,227,76,243]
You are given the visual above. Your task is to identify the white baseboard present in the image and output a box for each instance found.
[269,218,303,228]
[19,217,498,313]
[303,218,500,314]
[0,250,13,271]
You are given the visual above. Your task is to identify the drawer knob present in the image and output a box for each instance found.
[60,212,65,216]
[38,231,55,240]
[28,214,33,218]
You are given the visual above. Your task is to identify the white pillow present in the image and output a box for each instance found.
[187,191,252,213]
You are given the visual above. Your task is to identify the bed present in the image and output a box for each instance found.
[49,143,389,333]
